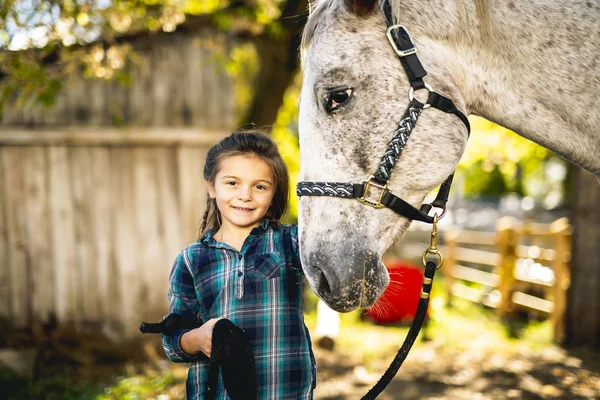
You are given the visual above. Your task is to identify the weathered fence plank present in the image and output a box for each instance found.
[187,38,206,127]
[2,148,30,327]
[0,150,10,317]
[152,43,171,127]
[71,147,101,323]
[89,148,114,329]
[177,147,208,245]
[168,39,188,127]
[155,148,183,318]
[24,147,54,326]
[550,218,571,343]
[133,147,163,322]
[111,148,139,337]
[48,146,78,324]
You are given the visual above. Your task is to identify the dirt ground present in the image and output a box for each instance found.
[2,314,600,399]
[312,337,600,400]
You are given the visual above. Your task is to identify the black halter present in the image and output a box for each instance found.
[296,0,470,223]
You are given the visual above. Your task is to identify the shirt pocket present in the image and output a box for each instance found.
[250,253,281,280]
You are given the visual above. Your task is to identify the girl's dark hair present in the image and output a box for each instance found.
[199,131,290,238]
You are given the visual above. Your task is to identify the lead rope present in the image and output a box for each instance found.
[361,215,443,400]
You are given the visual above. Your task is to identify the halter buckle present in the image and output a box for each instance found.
[358,177,388,209]
[386,25,417,57]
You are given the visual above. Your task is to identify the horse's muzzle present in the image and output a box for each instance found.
[301,245,389,312]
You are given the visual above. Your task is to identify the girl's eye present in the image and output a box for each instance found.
[256,185,267,190]
[324,88,353,113]
[226,181,237,186]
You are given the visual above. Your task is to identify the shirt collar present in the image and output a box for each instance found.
[250,219,272,235]
[200,219,273,246]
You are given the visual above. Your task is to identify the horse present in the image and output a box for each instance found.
[296,0,600,313]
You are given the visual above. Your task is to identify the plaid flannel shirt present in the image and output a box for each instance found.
[162,220,316,399]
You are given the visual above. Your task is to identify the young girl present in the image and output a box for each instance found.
[161,131,316,399]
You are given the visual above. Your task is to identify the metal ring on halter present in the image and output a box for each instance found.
[434,206,447,220]
[420,204,447,221]
[422,248,443,269]
[409,83,433,109]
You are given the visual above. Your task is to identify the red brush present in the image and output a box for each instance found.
[365,260,428,324]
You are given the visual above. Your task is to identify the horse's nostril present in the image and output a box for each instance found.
[314,266,332,295]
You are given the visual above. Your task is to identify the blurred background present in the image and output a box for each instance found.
[0,1,599,399]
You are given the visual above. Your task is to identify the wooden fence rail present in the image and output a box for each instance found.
[442,217,571,341]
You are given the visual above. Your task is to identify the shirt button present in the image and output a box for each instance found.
[238,254,243,260]
[237,271,243,277]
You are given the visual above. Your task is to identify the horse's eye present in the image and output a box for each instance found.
[325,88,353,113]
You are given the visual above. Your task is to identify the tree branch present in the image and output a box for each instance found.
[0,4,271,82]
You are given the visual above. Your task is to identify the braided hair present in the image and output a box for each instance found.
[199,131,289,238]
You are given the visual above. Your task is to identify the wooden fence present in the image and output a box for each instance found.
[442,217,571,341]
[0,128,224,339]
[0,30,242,340]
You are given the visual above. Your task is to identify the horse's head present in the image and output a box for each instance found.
[298,0,469,312]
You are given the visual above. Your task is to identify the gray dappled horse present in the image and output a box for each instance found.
[297,0,600,312]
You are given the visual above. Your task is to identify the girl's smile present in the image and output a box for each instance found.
[232,206,255,212]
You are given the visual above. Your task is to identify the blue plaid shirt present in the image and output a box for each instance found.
[162,220,316,399]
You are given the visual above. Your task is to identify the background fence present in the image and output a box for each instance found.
[0,31,238,340]
[393,216,571,341]
[0,129,223,339]
[442,217,571,341]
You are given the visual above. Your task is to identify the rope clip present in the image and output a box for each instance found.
[422,213,443,269]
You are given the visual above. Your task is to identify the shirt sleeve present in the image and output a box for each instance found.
[161,250,203,363]
[289,224,304,276]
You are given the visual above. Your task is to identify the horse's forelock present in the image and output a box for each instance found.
[302,0,392,54]
[301,0,338,52]
[346,0,378,16]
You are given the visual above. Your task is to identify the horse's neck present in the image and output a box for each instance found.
[394,0,600,175]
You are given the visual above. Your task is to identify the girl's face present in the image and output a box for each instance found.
[208,154,276,233]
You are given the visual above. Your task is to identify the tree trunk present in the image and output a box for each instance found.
[241,0,308,128]
[564,166,600,348]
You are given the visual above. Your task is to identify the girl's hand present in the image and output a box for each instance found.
[196,317,223,357]
[181,317,223,357]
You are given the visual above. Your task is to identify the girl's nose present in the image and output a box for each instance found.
[238,186,252,200]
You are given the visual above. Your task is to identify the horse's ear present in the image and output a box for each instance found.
[345,0,378,16]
